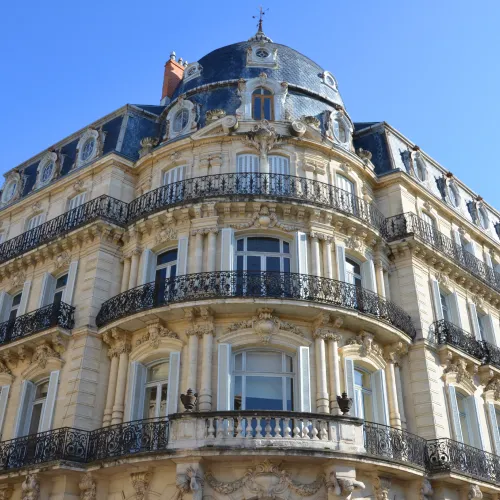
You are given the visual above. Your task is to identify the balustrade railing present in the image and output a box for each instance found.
[385,212,500,293]
[427,438,500,483]
[96,271,416,338]
[0,301,74,346]
[0,195,128,265]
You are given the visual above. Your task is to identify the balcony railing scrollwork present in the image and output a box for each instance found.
[385,212,500,293]
[96,271,416,338]
[0,301,75,346]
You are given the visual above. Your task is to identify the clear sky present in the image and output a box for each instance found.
[1,0,499,208]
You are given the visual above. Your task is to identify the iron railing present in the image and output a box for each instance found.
[127,173,387,232]
[431,320,500,369]
[364,421,428,469]
[0,195,128,265]
[95,271,416,338]
[385,212,500,293]
[0,301,74,346]
[427,438,500,483]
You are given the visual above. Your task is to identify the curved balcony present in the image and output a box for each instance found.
[96,271,416,338]
[431,320,500,369]
[0,301,74,347]
[127,173,386,234]
[0,196,128,266]
[385,212,500,294]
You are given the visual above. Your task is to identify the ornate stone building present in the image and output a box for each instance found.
[0,24,498,500]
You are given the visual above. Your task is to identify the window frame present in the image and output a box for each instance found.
[28,379,50,435]
[252,87,274,121]
[353,366,373,420]
[235,236,291,274]
[143,359,170,420]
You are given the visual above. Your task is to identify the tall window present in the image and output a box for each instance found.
[68,193,86,211]
[8,293,22,322]
[53,274,68,307]
[354,368,373,420]
[162,166,186,203]
[252,88,274,121]
[440,291,451,323]
[26,214,44,231]
[155,249,177,303]
[233,350,294,410]
[345,258,362,287]
[421,212,437,244]
[336,174,355,214]
[144,361,169,419]
[28,380,49,435]
[456,393,472,445]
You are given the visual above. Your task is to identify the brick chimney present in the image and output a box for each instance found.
[161,51,185,104]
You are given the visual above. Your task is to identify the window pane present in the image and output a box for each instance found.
[56,274,68,288]
[247,237,280,253]
[286,378,293,411]
[263,97,272,120]
[12,294,22,307]
[246,352,282,372]
[284,259,290,273]
[234,353,243,371]
[234,376,242,410]
[266,256,280,273]
[36,381,49,399]
[363,392,373,421]
[245,376,283,410]
[53,290,63,306]
[145,386,158,419]
[283,241,290,254]
[285,355,293,372]
[237,239,244,251]
[157,250,178,265]
[253,97,262,120]
[237,255,244,271]
[29,403,43,435]
[247,256,261,273]
[354,370,363,387]
[148,362,169,382]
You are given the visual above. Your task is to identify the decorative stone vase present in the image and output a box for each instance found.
[180,389,198,412]
[337,392,353,415]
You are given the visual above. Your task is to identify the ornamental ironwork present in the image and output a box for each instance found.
[385,212,500,293]
[0,301,74,346]
[96,271,416,338]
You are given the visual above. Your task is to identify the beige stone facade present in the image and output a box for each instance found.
[0,26,499,500]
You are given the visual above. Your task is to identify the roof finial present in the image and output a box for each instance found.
[249,6,272,42]
[253,6,267,32]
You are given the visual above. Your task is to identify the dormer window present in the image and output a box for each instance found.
[81,138,96,162]
[2,180,18,203]
[322,71,338,92]
[76,129,100,167]
[330,111,351,148]
[173,109,189,133]
[252,88,274,120]
[255,48,270,58]
[447,182,460,208]
[246,45,278,68]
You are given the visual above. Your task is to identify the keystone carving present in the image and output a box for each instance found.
[231,205,295,231]
[155,226,178,244]
[442,353,477,385]
[130,470,152,500]
[31,341,60,368]
[136,320,178,348]
[53,251,72,270]
[11,271,26,289]
[346,331,381,357]
[244,120,282,154]
[205,109,226,121]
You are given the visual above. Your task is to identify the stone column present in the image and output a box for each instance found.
[323,238,333,279]
[394,364,407,429]
[327,333,342,414]
[121,257,131,293]
[103,351,119,426]
[128,249,141,289]
[206,230,217,272]
[384,342,407,429]
[199,330,214,411]
[193,231,204,274]
[186,328,200,392]
[374,259,386,298]
[310,235,321,276]
[314,332,330,413]
[111,330,131,425]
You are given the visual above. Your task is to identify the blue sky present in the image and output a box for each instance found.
[1,0,499,207]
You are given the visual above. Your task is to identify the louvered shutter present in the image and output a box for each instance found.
[220,228,235,272]
[139,249,156,285]
[268,156,290,175]
[344,358,357,416]
[124,362,147,421]
[298,346,311,412]
[372,369,390,425]
[361,259,376,293]
[166,352,181,415]
[62,261,79,305]
[488,403,500,454]
[448,385,464,442]
[217,344,232,410]
[163,165,186,186]
[483,314,498,346]
[14,380,35,437]
[336,243,346,282]
[430,279,444,321]
[0,385,9,439]
[449,292,462,328]
[468,302,482,341]
[237,154,259,173]
[176,237,189,276]
[467,396,486,450]
[68,193,86,211]
[0,292,13,323]
[39,273,56,308]
[294,232,308,275]
[17,280,31,316]
[39,370,60,432]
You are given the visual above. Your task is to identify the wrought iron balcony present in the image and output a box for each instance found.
[0,195,128,265]
[0,301,74,346]
[127,173,387,234]
[95,271,416,338]
[385,212,500,293]
[427,438,500,483]
[431,319,500,369]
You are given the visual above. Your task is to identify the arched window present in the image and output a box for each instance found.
[252,88,274,121]
[173,109,190,133]
[421,212,437,245]
[144,361,170,419]
[232,350,294,410]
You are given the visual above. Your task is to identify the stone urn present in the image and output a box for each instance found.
[336,392,353,415]
[180,389,198,412]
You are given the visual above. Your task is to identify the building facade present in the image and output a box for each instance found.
[0,25,499,500]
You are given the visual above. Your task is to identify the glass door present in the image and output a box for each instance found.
[336,174,356,216]
[155,250,177,304]
[237,154,260,193]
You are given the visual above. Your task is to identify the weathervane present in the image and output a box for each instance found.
[253,6,269,32]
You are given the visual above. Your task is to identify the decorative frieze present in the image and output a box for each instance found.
[384,341,408,365]
[230,205,295,231]
[346,331,381,357]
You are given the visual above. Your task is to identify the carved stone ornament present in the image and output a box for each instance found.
[186,323,215,338]
[103,328,131,358]
[11,270,26,289]
[139,137,159,158]
[302,115,321,129]
[290,120,306,137]
[130,470,152,500]
[326,471,365,500]
[468,484,482,500]
[485,378,500,400]
[0,357,11,375]
[346,331,382,358]
[226,308,302,343]
[205,109,226,122]
[442,354,477,385]
[136,321,178,348]
[345,235,364,253]
[420,478,433,500]
[384,341,409,365]
[53,251,72,270]
[436,272,450,288]
[31,341,60,368]
[34,151,61,189]
[175,466,203,500]
[356,148,372,163]
[205,461,325,499]
[231,205,295,231]
[79,473,96,500]
[1,170,23,205]
[372,476,391,500]
[22,473,40,500]
[0,485,13,500]
[72,179,86,193]
[313,313,343,341]
[244,120,282,154]
[155,225,178,244]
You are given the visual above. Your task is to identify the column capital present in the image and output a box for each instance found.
[309,231,333,242]
[383,341,408,364]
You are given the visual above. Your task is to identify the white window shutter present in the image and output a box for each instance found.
[335,243,346,282]
[217,344,232,410]
[449,292,462,328]
[430,279,444,321]
[465,241,478,259]
[452,230,462,248]
[237,154,259,173]
[344,358,357,417]
[448,385,464,442]
[139,249,156,285]
[293,232,308,275]
[269,156,290,175]
[488,403,500,454]
[0,292,12,323]
[62,261,79,305]
[166,352,181,416]
[39,370,60,432]
[468,302,482,341]
[176,237,189,276]
[485,251,493,269]
[17,280,32,316]
[38,273,56,308]
[0,385,10,439]
[361,259,377,293]
[298,346,311,412]
[467,396,486,450]
[483,314,497,346]
[124,361,147,421]
[14,380,35,437]
[220,228,235,272]
[372,369,390,425]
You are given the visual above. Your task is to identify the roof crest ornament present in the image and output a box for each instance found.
[249,6,273,43]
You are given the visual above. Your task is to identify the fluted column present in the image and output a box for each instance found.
[206,230,217,272]
[128,249,141,289]
[111,330,131,425]
[186,328,200,392]
[328,333,342,414]
[103,352,119,426]
[193,232,204,274]
[374,259,386,298]
[310,236,321,276]
[384,342,407,429]
[314,332,329,413]
[322,238,333,279]
[199,330,214,411]
[121,257,131,293]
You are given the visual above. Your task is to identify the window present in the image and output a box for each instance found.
[2,180,18,203]
[173,109,189,133]
[354,368,373,421]
[81,138,96,163]
[53,274,68,307]
[323,71,337,91]
[8,293,22,323]
[336,174,356,215]
[456,393,472,446]
[144,361,169,419]
[268,156,290,194]
[26,214,44,231]
[252,88,274,121]
[255,48,270,58]
[68,193,86,211]
[40,161,54,185]
[232,350,294,410]
[155,249,177,303]
[28,381,49,435]
[421,212,437,244]
[448,183,460,208]
[440,292,451,323]
[236,154,260,192]
[163,165,186,186]
[333,118,348,144]
[414,157,426,182]
[345,258,362,287]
